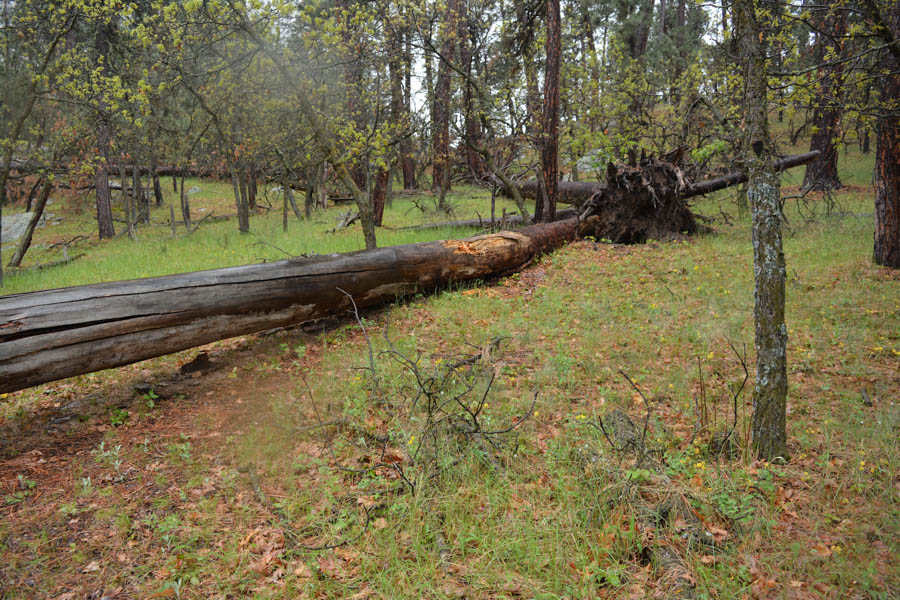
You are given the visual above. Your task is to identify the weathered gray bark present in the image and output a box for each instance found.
[735,0,788,460]
[0,219,576,393]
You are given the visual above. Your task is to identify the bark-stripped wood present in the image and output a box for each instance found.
[0,220,576,393]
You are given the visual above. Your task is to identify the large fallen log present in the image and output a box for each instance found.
[395,208,579,231]
[0,220,576,393]
[0,151,818,394]
[501,151,821,206]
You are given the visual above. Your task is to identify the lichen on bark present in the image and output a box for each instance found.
[735,0,789,460]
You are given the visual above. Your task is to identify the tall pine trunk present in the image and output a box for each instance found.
[873,1,900,268]
[539,0,561,223]
[401,19,417,189]
[802,1,846,190]
[432,0,458,194]
[93,23,115,241]
[458,0,485,181]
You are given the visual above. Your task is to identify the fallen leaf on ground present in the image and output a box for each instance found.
[81,560,100,573]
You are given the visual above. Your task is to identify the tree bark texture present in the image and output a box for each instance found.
[802,1,846,191]
[458,0,485,181]
[540,0,561,223]
[373,168,389,226]
[432,0,458,192]
[873,0,900,268]
[94,127,116,239]
[735,0,788,460]
[93,20,116,240]
[401,18,417,189]
[0,219,576,393]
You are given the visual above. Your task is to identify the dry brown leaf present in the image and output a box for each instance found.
[707,525,729,542]
[293,562,313,580]
[373,517,388,530]
[81,560,100,573]
[317,554,344,579]
[357,495,378,509]
[349,585,375,599]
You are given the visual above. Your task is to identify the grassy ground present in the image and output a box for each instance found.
[1,179,527,294]
[1,149,898,599]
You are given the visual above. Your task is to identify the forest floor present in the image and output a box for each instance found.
[1,151,898,599]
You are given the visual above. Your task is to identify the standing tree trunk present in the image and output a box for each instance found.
[873,0,899,268]
[387,11,409,191]
[581,6,600,128]
[94,130,116,239]
[282,175,301,220]
[235,167,250,233]
[120,160,136,241]
[540,0,561,223]
[133,161,148,224]
[401,18,417,190]
[92,22,116,241]
[150,145,164,207]
[373,169,389,226]
[735,0,788,460]
[7,177,52,268]
[179,168,191,230]
[338,0,368,193]
[230,168,248,233]
[248,166,257,211]
[303,168,315,219]
[802,1,846,190]
[432,0,458,195]
[458,0,485,181]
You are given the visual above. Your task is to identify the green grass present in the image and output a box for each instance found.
[1,145,898,598]
[1,178,531,294]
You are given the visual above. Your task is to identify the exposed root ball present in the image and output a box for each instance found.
[578,150,700,243]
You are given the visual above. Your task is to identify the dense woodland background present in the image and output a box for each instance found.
[0,0,897,266]
[0,1,898,598]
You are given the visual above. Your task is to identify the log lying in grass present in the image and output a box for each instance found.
[501,151,821,206]
[395,207,579,231]
[0,219,576,393]
[0,151,818,394]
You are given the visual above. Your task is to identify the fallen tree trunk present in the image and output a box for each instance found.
[0,219,576,393]
[0,152,818,394]
[501,151,821,205]
[395,208,579,231]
